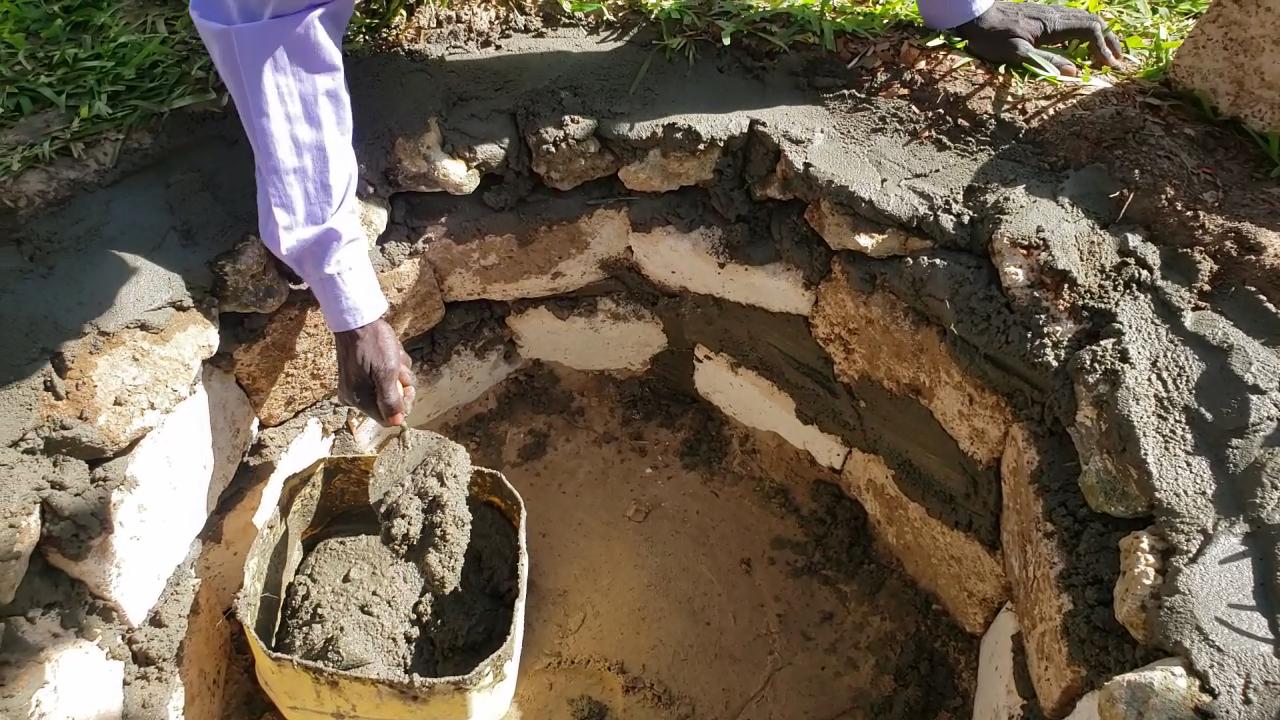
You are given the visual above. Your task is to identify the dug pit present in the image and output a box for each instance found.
[2,25,1279,720]
[432,368,983,718]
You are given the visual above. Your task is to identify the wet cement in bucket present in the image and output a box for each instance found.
[275,535,424,676]
[274,431,518,681]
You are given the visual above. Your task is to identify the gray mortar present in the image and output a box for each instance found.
[1,554,124,714]
[1126,280,1280,714]
[369,429,473,596]
[0,133,253,432]
[842,253,1060,406]
[404,301,513,373]
[0,554,103,630]
[5,26,1278,719]
[1015,427,1156,692]
[124,544,200,719]
[275,460,516,681]
[652,288,1005,547]
[411,502,518,677]
[38,455,118,560]
[0,374,45,450]
[0,450,47,553]
[0,447,115,566]
[277,535,426,679]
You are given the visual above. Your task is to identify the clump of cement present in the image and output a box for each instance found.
[370,430,474,595]
[276,535,425,677]
[570,695,612,720]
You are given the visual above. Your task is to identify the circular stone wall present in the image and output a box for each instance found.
[2,28,1278,720]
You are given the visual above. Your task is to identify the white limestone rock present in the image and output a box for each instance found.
[692,345,848,469]
[40,308,219,458]
[1114,529,1166,644]
[973,604,1034,720]
[0,612,125,720]
[631,225,815,316]
[506,298,667,372]
[43,367,257,626]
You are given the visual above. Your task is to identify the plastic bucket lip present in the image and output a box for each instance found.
[234,452,529,718]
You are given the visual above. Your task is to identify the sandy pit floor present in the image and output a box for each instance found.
[432,367,976,720]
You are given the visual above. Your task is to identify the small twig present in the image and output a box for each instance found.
[818,702,863,720]
[1115,189,1135,224]
[585,196,640,205]
[730,656,786,720]
[845,47,868,69]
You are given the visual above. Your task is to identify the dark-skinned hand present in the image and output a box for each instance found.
[956,1,1125,77]
[334,317,416,427]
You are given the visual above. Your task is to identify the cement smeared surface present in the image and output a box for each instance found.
[412,502,519,677]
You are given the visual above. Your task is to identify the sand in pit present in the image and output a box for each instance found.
[275,535,424,677]
[276,429,517,680]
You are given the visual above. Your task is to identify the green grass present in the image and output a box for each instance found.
[563,0,1208,76]
[620,0,920,61]
[0,0,1244,180]
[1091,0,1207,78]
[0,0,219,176]
[1248,128,1280,178]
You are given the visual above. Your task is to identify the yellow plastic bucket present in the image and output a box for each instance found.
[235,454,528,720]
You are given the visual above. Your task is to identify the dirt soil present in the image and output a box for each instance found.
[827,33,1280,306]
[371,0,562,55]
[436,366,977,720]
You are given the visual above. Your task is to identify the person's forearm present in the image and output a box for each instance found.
[190,0,388,332]
[916,0,994,29]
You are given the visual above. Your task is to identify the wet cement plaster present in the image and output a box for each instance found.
[0,136,255,448]
[276,535,426,678]
[276,429,517,680]
[273,506,517,682]
[415,501,519,678]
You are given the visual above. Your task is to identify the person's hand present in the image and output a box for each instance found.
[334,318,416,426]
[956,1,1125,77]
